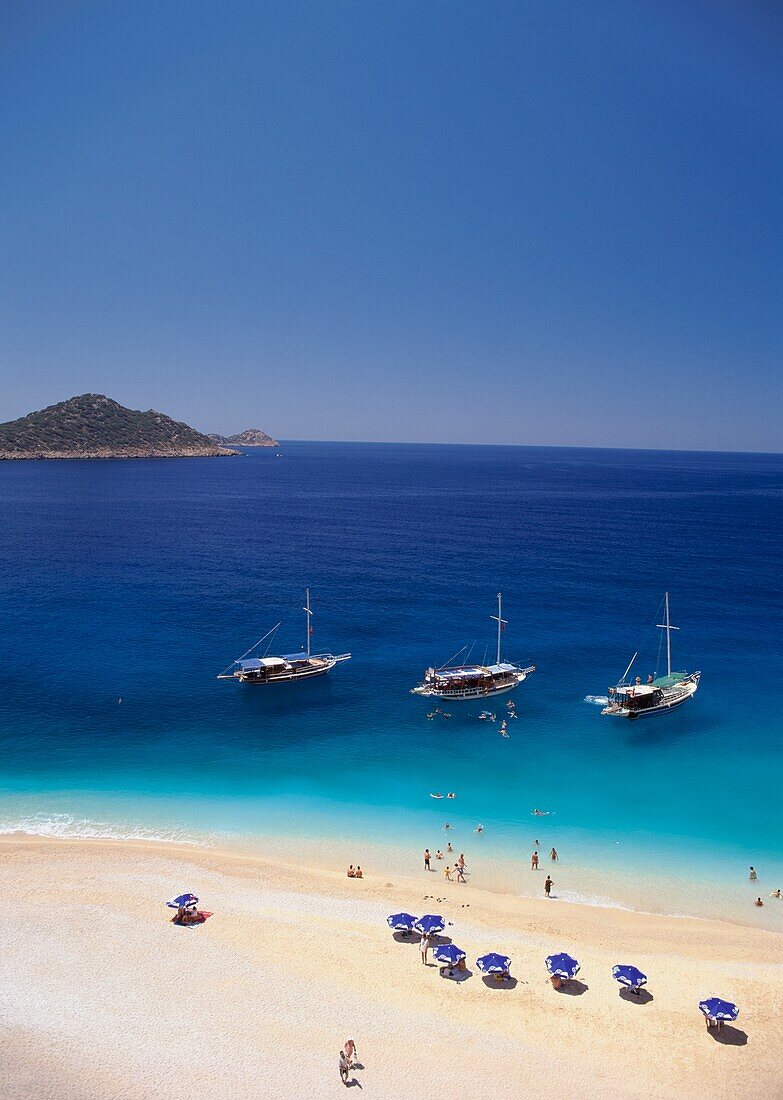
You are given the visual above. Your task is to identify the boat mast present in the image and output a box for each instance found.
[656,591,679,678]
[304,588,312,658]
[490,592,507,665]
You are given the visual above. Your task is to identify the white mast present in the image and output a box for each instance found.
[656,591,679,678]
[490,592,507,665]
[304,588,313,658]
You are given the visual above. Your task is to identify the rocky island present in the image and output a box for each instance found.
[208,428,279,447]
[0,394,239,460]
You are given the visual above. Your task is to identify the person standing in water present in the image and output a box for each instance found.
[531,851,539,870]
[749,866,757,881]
[424,849,431,870]
[550,848,558,861]
[544,875,553,897]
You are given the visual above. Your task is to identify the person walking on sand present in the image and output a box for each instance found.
[458,853,466,871]
[455,863,466,883]
[339,1049,349,1085]
[531,851,539,870]
[544,875,553,897]
[424,848,431,870]
[420,932,432,964]
[444,864,452,881]
[344,1039,357,1069]
[550,847,558,862]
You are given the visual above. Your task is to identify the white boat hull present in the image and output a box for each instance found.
[601,675,699,719]
[412,669,533,701]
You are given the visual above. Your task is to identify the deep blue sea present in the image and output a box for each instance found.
[1,442,782,926]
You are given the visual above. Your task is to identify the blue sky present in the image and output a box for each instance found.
[1,1,781,450]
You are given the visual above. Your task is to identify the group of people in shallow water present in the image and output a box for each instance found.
[749,866,781,907]
[423,847,468,882]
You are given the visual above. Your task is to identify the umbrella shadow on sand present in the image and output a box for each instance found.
[481,975,518,990]
[392,931,420,944]
[619,988,654,1005]
[709,1025,748,1046]
[554,979,588,996]
[440,967,473,983]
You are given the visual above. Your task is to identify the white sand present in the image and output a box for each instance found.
[1,835,780,1098]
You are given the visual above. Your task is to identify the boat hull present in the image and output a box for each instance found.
[601,675,699,719]
[412,669,533,701]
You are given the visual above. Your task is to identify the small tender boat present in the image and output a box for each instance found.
[601,593,700,719]
[217,589,351,685]
[412,594,535,701]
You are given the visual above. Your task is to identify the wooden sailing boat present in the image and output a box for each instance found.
[217,589,351,685]
[411,593,536,701]
[601,592,700,719]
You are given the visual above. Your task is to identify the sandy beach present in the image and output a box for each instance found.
[1,835,781,1099]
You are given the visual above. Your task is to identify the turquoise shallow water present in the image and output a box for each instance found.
[0,442,781,927]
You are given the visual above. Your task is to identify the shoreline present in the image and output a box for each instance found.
[2,799,780,935]
[1,834,781,1097]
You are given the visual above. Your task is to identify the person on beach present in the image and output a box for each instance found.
[447,841,453,852]
[531,851,539,870]
[424,849,431,870]
[339,1049,349,1084]
[550,848,558,861]
[355,866,363,879]
[444,864,452,881]
[345,1038,357,1069]
[347,865,355,878]
[770,889,782,899]
[435,849,443,860]
[458,853,466,871]
[544,875,553,897]
[420,933,432,964]
[755,897,764,907]
[455,863,466,883]
[749,867,757,881]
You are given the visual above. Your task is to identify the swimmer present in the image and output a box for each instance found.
[435,849,443,860]
[755,897,764,907]
[474,824,484,834]
[770,889,782,899]
[447,841,453,853]
[444,822,452,830]
[430,792,443,799]
[446,792,456,799]
[532,809,550,816]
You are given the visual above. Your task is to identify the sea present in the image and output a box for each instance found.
[1,442,781,928]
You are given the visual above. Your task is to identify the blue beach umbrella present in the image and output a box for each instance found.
[476,952,511,975]
[546,952,580,980]
[167,893,198,909]
[612,964,648,990]
[434,943,466,968]
[387,912,417,933]
[698,997,739,1023]
[414,914,446,935]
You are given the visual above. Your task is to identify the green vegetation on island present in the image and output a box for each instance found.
[0,394,238,460]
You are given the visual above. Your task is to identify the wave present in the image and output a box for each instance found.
[0,812,215,846]
[584,695,608,705]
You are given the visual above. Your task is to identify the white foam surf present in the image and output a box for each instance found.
[0,812,214,846]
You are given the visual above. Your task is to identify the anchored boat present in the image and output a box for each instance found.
[217,589,351,685]
[601,592,700,719]
[411,593,535,701]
